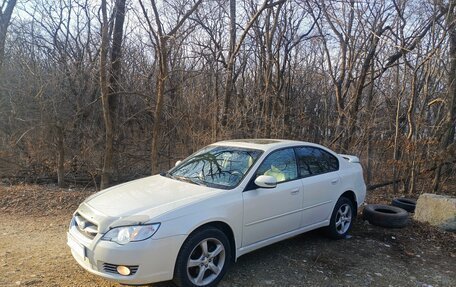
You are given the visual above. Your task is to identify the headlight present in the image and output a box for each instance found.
[101,223,160,245]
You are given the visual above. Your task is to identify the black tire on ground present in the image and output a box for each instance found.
[174,227,232,287]
[391,198,416,213]
[363,204,408,228]
[325,196,355,239]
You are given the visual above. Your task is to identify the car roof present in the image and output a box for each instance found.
[212,139,314,152]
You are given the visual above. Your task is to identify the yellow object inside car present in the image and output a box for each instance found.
[264,165,286,182]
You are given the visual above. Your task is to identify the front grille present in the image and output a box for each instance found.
[73,213,98,239]
[103,263,139,276]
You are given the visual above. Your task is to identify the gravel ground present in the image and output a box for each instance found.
[0,184,455,287]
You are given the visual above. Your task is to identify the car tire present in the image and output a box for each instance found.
[391,198,416,212]
[363,204,408,228]
[173,227,232,287]
[326,196,355,239]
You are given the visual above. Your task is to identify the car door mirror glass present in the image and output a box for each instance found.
[254,175,277,188]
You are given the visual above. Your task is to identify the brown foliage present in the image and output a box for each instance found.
[0,0,454,193]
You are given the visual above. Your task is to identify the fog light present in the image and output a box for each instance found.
[117,265,131,276]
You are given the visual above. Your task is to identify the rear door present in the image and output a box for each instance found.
[295,146,341,227]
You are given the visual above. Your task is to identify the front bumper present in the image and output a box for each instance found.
[67,225,186,285]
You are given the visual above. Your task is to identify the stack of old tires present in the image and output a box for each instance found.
[363,198,416,228]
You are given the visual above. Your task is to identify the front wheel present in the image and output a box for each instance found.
[174,227,231,287]
[326,197,355,239]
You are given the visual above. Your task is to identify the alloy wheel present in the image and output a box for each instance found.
[186,237,226,286]
[335,203,352,234]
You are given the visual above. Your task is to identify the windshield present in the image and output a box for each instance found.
[166,145,263,189]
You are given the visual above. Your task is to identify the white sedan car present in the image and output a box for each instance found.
[68,139,366,286]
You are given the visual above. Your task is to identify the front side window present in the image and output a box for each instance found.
[256,148,298,183]
[167,146,262,189]
[295,146,339,177]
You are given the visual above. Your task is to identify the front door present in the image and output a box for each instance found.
[242,148,303,246]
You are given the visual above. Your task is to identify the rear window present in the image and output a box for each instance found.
[294,147,339,177]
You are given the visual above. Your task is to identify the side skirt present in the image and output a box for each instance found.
[236,220,329,259]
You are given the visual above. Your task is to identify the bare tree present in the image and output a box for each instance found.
[139,0,203,174]
[109,0,127,123]
[0,0,16,69]
[220,0,287,130]
[434,0,456,191]
[0,0,454,195]
[100,0,112,189]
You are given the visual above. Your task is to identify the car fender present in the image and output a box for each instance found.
[151,190,243,252]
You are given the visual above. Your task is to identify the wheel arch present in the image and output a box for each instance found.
[185,221,237,263]
[172,220,236,285]
[340,190,358,216]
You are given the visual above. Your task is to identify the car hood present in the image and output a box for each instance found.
[78,175,219,232]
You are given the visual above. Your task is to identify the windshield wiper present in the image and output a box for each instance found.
[170,175,207,186]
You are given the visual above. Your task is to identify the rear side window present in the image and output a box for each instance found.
[294,147,339,177]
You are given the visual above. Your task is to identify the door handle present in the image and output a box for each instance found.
[290,189,300,195]
[331,178,339,185]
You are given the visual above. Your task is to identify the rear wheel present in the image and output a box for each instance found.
[326,197,355,239]
[174,227,231,287]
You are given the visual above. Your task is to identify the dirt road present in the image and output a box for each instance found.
[0,184,455,286]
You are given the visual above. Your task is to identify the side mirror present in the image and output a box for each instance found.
[175,160,182,167]
[254,175,277,189]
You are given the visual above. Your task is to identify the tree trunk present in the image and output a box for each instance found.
[108,0,126,182]
[212,65,219,141]
[393,97,401,193]
[434,1,456,191]
[56,125,65,188]
[407,73,418,140]
[365,62,375,186]
[109,0,126,120]
[221,64,234,129]
[151,41,168,175]
[220,0,236,129]
[0,0,17,69]
[100,0,113,190]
